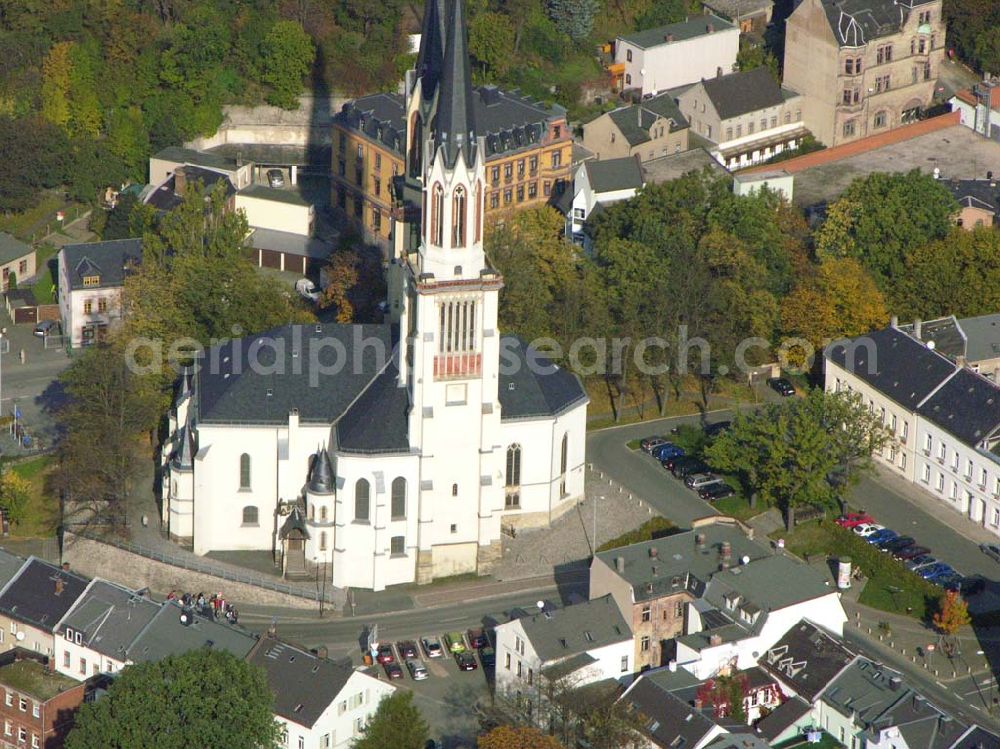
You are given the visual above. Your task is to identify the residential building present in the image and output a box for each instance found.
[0,235,35,291]
[122,601,257,664]
[732,169,793,201]
[0,648,87,749]
[615,15,739,96]
[53,580,160,680]
[580,93,689,162]
[332,58,572,247]
[161,0,589,592]
[824,319,1000,534]
[235,185,314,237]
[943,178,999,228]
[493,595,632,703]
[564,157,644,246]
[676,67,808,169]
[701,0,773,33]
[149,146,253,190]
[782,0,946,147]
[247,636,394,749]
[950,80,1000,140]
[143,164,237,213]
[57,239,143,348]
[0,560,88,659]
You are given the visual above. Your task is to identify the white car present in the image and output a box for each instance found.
[406,660,428,680]
[853,523,884,537]
[295,278,320,303]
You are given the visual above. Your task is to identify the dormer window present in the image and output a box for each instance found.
[82,275,100,287]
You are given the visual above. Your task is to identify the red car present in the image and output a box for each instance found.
[467,628,488,649]
[376,643,395,665]
[836,512,874,529]
[384,661,404,680]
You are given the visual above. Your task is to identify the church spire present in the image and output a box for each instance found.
[416,0,448,99]
[434,0,477,169]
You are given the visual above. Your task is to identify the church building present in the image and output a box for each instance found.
[160,0,588,592]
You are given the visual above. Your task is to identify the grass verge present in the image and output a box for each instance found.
[597,516,678,552]
[6,456,58,538]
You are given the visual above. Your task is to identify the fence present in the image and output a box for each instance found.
[67,531,338,604]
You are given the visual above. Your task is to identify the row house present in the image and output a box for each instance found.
[581,93,690,163]
[0,649,88,749]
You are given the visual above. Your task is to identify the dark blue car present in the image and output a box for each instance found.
[918,563,954,580]
[866,528,898,545]
[652,443,684,461]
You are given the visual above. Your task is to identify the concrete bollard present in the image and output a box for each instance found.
[934,669,938,676]
[901,649,905,655]
[867,627,872,634]
[968,666,972,674]
[911,655,916,663]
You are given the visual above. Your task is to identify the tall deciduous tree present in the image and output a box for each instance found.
[261,20,315,109]
[40,41,73,130]
[547,0,598,40]
[478,726,566,749]
[933,590,971,636]
[470,11,516,78]
[352,692,428,749]
[65,650,280,749]
[0,469,31,525]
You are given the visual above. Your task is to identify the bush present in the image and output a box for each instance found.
[597,516,678,551]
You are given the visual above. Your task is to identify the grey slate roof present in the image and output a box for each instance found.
[704,555,834,619]
[308,449,334,494]
[146,167,237,212]
[620,14,735,48]
[759,619,856,701]
[897,316,966,360]
[152,146,239,173]
[125,601,256,663]
[239,184,310,206]
[515,595,630,662]
[952,727,1000,749]
[335,361,411,453]
[705,734,773,749]
[584,157,644,193]
[61,238,142,292]
[946,179,1000,218]
[916,368,1000,447]
[57,580,160,661]
[434,0,478,169]
[621,675,723,749]
[0,233,32,267]
[248,636,358,729]
[956,313,1000,364]
[825,327,958,411]
[594,523,769,603]
[700,67,786,120]
[820,0,934,47]
[755,695,812,740]
[606,94,689,148]
[0,550,23,591]
[541,651,597,681]
[0,558,89,631]
[248,228,334,260]
[498,337,588,420]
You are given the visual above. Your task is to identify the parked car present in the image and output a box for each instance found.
[641,436,668,452]
[865,528,898,545]
[836,512,874,529]
[980,543,1000,563]
[455,651,478,671]
[376,643,395,665]
[704,421,731,437]
[671,458,709,479]
[478,646,496,669]
[661,453,688,471]
[904,555,938,571]
[767,377,796,397]
[932,573,964,591]
[33,320,56,337]
[699,483,735,501]
[467,628,488,649]
[422,636,444,658]
[384,661,404,679]
[961,576,986,596]
[406,660,429,680]
[879,536,915,553]
[267,168,285,188]
[295,278,320,303]
[894,545,930,561]
[918,563,954,580]
[852,523,884,537]
[397,641,419,660]
[652,443,684,461]
[445,632,466,654]
[684,473,722,490]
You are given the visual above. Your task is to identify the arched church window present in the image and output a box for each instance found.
[432,183,444,246]
[321,505,328,522]
[506,445,522,487]
[320,531,328,551]
[242,505,258,525]
[453,185,467,247]
[560,433,568,475]
[355,479,370,521]
[474,181,482,244]
[409,114,423,177]
[391,478,406,519]
[239,453,251,490]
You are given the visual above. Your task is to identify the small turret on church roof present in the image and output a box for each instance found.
[433,0,478,169]
[172,423,195,471]
[308,448,334,494]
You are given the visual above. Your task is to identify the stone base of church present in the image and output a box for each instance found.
[168,533,193,548]
[476,540,502,575]
[415,550,435,585]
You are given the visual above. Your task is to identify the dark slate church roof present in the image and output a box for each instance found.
[499,337,588,420]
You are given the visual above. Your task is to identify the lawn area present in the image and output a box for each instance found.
[711,489,763,522]
[6,456,58,538]
[597,516,678,552]
[859,570,937,621]
[30,243,58,305]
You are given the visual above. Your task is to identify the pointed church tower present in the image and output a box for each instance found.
[399,0,506,584]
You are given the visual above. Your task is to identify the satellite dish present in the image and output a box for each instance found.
[536,600,545,610]
[15,632,24,641]
[179,613,190,626]
[927,340,936,350]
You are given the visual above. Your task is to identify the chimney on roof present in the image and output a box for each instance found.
[649,547,658,559]
[61,562,70,572]
[236,150,243,167]
[717,66,723,78]
[694,696,704,709]
[709,633,723,646]
[695,532,706,549]
[314,645,328,659]
[174,166,187,197]
[720,541,732,570]
[615,556,625,573]
[54,578,64,596]
[889,676,903,691]
[914,318,923,340]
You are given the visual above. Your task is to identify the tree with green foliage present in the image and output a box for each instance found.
[40,41,73,130]
[65,650,280,749]
[352,692,428,749]
[0,469,31,525]
[0,115,69,211]
[470,11,516,78]
[705,389,890,527]
[736,39,779,80]
[815,170,958,291]
[547,0,598,40]
[261,21,314,110]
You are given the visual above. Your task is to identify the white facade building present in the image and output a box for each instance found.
[616,14,739,96]
[160,0,588,592]
[57,239,142,348]
[235,185,315,236]
[494,595,633,701]
[566,157,644,247]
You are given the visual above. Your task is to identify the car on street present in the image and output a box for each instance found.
[422,636,444,658]
[685,473,723,490]
[467,628,488,649]
[865,528,898,545]
[445,632,466,654]
[918,563,954,580]
[980,543,1000,563]
[33,320,56,337]
[376,643,395,665]
[894,545,930,561]
[671,458,710,478]
[704,421,731,437]
[455,652,478,671]
[836,512,874,529]
[406,660,429,680]
[932,573,963,591]
[699,483,735,501]
[652,443,684,461]
[767,377,796,397]
[641,436,668,452]
[266,169,285,188]
[852,523,884,537]
[478,646,496,669]
[904,555,937,571]
[880,536,915,554]
[384,661,404,680]
[397,640,419,660]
